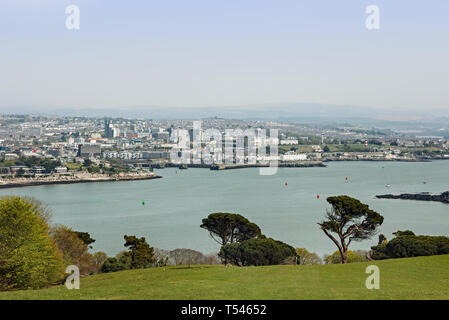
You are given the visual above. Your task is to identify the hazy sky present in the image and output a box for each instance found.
[0,0,448,110]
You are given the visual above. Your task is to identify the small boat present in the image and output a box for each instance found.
[386,184,391,188]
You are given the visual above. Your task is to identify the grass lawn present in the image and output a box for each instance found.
[1,255,448,300]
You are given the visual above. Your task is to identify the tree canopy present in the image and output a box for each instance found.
[219,238,297,266]
[200,213,262,247]
[0,196,64,290]
[123,235,155,269]
[318,195,383,264]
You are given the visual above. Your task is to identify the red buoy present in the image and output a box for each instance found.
[285,182,288,186]
[317,194,320,199]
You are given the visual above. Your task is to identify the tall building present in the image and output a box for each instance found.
[104,118,112,138]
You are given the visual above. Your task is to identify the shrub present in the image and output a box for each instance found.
[324,250,367,264]
[296,248,323,265]
[219,238,297,266]
[0,196,64,290]
[371,230,449,260]
[101,257,127,273]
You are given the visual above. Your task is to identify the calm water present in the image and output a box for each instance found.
[1,161,448,257]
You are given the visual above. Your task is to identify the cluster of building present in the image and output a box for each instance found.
[0,114,448,177]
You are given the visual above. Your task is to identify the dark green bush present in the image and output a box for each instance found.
[371,230,449,260]
[219,238,297,266]
[101,257,127,273]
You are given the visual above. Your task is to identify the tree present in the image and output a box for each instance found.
[75,231,96,248]
[123,235,156,269]
[0,196,64,290]
[169,248,205,267]
[200,213,262,247]
[219,238,297,266]
[153,248,170,267]
[91,251,108,273]
[51,225,97,275]
[295,248,323,265]
[16,168,25,177]
[83,159,93,167]
[318,196,384,264]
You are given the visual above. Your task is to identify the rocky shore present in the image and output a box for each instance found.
[376,191,449,204]
[0,173,162,189]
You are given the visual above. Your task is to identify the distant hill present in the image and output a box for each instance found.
[1,103,448,123]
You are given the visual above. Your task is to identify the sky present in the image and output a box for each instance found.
[0,0,448,112]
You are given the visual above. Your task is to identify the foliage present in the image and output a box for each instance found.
[371,230,449,260]
[101,257,127,273]
[296,248,323,265]
[324,250,367,264]
[87,166,101,174]
[169,248,205,267]
[50,225,97,275]
[123,235,156,269]
[0,196,64,290]
[91,252,108,273]
[13,156,61,172]
[153,248,170,267]
[200,213,262,246]
[318,195,383,263]
[75,231,96,248]
[219,238,297,266]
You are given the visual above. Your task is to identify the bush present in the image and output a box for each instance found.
[324,250,367,264]
[101,257,127,273]
[371,230,449,260]
[0,196,65,290]
[169,248,205,266]
[296,248,323,265]
[219,238,297,266]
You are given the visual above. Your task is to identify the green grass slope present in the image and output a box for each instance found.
[1,255,449,300]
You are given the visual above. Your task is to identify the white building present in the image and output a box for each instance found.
[280,153,307,161]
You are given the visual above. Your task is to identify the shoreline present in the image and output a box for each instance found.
[0,174,162,189]
[376,191,449,204]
